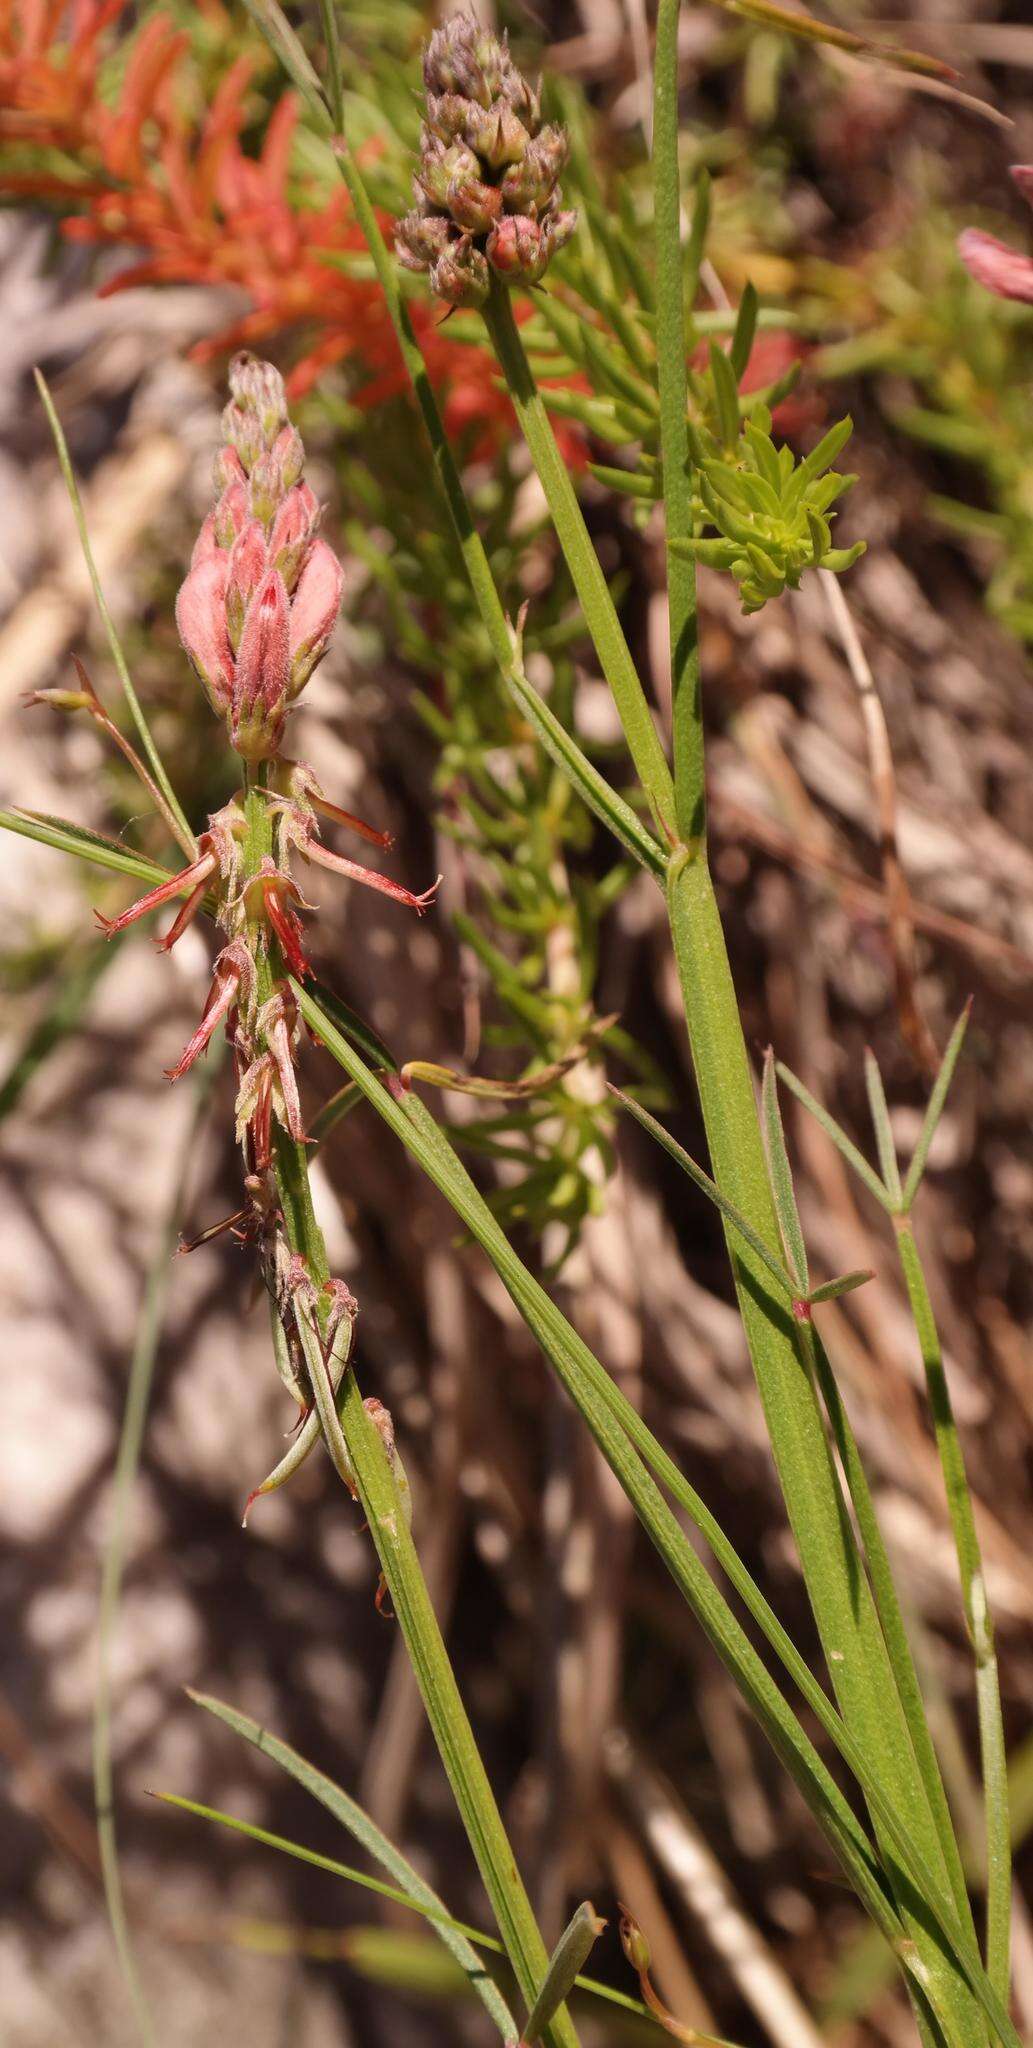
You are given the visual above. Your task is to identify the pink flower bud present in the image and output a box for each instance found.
[249,449,288,526]
[288,539,343,696]
[395,209,454,274]
[176,553,235,714]
[463,98,529,172]
[269,482,320,592]
[500,126,568,212]
[271,425,305,491]
[213,478,249,549]
[221,400,265,472]
[486,213,544,280]
[430,236,490,307]
[426,92,470,143]
[232,567,291,762]
[228,352,288,441]
[417,135,479,210]
[226,520,269,649]
[446,169,503,235]
[214,445,246,492]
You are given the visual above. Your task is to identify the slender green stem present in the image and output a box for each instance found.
[483,281,676,841]
[237,793,578,2048]
[93,1065,216,2045]
[896,1220,1011,2003]
[664,855,980,2044]
[34,372,196,860]
[800,1318,971,1927]
[652,0,704,844]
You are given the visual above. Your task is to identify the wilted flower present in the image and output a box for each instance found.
[396,13,576,307]
[958,167,1033,304]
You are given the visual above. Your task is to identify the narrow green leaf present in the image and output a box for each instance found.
[524,1903,606,2043]
[775,1060,895,1213]
[864,1049,903,1207]
[185,1694,519,2040]
[240,0,331,131]
[314,0,344,131]
[0,806,177,890]
[708,342,742,449]
[902,1001,972,1211]
[761,1052,808,1295]
[611,1084,797,1300]
[684,169,711,308]
[729,281,759,383]
[807,1269,873,1305]
[33,372,195,860]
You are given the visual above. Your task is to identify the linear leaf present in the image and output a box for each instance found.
[903,1001,972,1210]
[775,1060,895,1212]
[864,1049,903,1206]
[761,1052,808,1293]
[185,1695,519,2040]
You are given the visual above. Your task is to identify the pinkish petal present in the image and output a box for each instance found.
[958,228,1033,304]
[232,566,291,763]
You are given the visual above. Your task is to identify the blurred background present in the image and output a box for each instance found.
[1,1,1032,2042]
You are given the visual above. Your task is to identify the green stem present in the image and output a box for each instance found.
[665,854,979,2043]
[482,282,676,841]
[237,792,578,2048]
[652,0,704,844]
[896,1221,1011,2004]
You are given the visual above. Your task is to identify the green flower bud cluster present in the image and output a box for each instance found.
[395,14,576,307]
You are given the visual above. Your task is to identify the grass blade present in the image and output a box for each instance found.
[1,807,177,891]
[33,371,195,860]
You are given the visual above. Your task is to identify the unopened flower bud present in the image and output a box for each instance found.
[462,98,529,172]
[430,236,490,307]
[176,553,235,714]
[214,445,246,492]
[426,92,470,144]
[249,448,288,527]
[486,212,546,282]
[417,135,479,210]
[226,520,269,649]
[232,566,291,762]
[446,169,503,235]
[269,482,320,592]
[500,126,568,212]
[424,15,508,107]
[221,400,265,473]
[395,209,454,274]
[212,478,249,550]
[618,1909,652,1978]
[228,352,288,442]
[288,538,343,696]
[270,424,305,492]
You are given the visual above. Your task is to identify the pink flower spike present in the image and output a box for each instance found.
[94,848,217,940]
[176,553,235,714]
[299,836,442,915]
[165,940,254,1083]
[958,227,1033,304]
